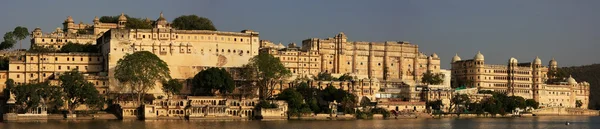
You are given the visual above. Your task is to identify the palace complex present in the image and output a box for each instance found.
[451,52,590,108]
[0,12,591,119]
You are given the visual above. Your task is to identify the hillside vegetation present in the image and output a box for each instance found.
[559,64,600,109]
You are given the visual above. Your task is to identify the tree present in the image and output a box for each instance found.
[76,29,88,35]
[59,70,104,114]
[426,100,443,113]
[421,71,443,85]
[242,53,290,100]
[11,82,63,113]
[60,42,98,53]
[337,73,353,81]
[0,32,16,50]
[171,15,217,30]
[576,100,583,108]
[99,15,153,29]
[114,51,170,106]
[315,72,335,81]
[450,94,471,115]
[12,26,28,50]
[525,99,539,109]
[277,88,305,115]
[191,68,235,96]
[0,57,9,70]
[162,79,183,98]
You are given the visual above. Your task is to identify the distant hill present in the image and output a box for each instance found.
[559,64,600,109]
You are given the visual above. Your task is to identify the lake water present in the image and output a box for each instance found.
[1,116,598,129]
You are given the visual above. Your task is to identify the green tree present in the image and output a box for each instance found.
[191,68,235,96]
[426,100,443,113]
[0,57,9,70]
[450,94,471,115]
[0,32,16,50]
[421,71,443,85]
[59,70,104,114]
[60,42,98,53]
[576,100,583,108]
[315,72,335,81]
[162,79,183,98]
[99,15,153,29]
[12,26,28,50]
[171,15,217,30]
[28,45,56,53]
[337,73,353,81]
[242,53,291,100]
[525,99,539,109]
[114,51,170,106]
[76,29,88,35]
[277,88,306,116]
[11,82,63,113]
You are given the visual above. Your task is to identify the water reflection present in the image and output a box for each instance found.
[0,116,597,129]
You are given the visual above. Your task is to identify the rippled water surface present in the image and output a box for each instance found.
[1,116,598,129]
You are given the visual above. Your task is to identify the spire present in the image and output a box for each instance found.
[474,51,484,60]
[118,12,127,21]
[452,53,461,63]
[534,56,542,64]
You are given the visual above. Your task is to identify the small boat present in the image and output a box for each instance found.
[565,121,570,125]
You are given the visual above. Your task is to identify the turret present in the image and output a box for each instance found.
[155,11,168,28]
[549,57,558,70]
[118,13,127,29]
[532,56,542,101]
[452,53,461,63]
[93,16,100,24]
[63,16,75,33]
[32,27,42,38]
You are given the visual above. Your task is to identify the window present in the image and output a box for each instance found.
[67,66,70,70]
[55,57,58,61]
[234,38,237,41]
[16,74,19,78]
[67,58,70,61]
[16,66,19,70]
[85,66,88,70]
[59,66,61,70]
[89,58,92,61]
[80,58,83,61]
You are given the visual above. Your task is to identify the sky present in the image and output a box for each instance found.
[1,0,598,68]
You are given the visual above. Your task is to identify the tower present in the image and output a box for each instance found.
[118,13,127,29]
[532,56,542,101]
[473,51,484,88]
[508,57,518,96]
[63,16,75,33]
[156,11,168,28]
[548,58,558,79]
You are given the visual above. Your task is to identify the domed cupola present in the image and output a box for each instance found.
[474,51,484,60]
[567,75,577,85]
[549,58,557,66]
[533,56,542,65]
[118,13,127,21]
[65,16,74,23]
[509,57,518,64]
[431,53,439,59]
[452,53,461,63]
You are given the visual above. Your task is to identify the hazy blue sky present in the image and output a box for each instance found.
[1,0,598,68]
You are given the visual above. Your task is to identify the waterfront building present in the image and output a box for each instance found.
[267,33,441,84]
[451,52,590,108]
[31,14,128,49]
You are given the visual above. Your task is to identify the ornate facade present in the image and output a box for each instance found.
[30,13,129,49]
[267,32,441,85]
[96,12,259,95]
[451,52,590,108]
